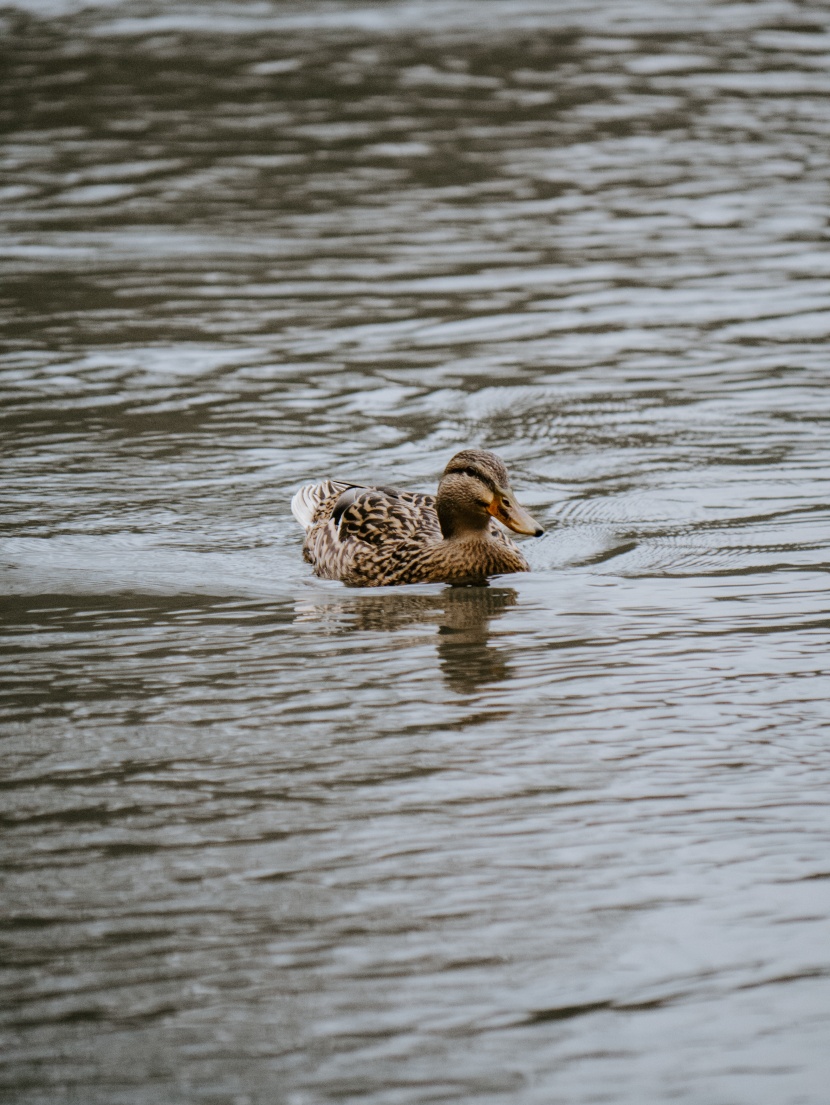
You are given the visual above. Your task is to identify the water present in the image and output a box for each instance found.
[2,1,830,1101]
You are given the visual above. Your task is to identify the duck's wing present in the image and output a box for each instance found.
[336,487,440,546]
[299,485,440,582]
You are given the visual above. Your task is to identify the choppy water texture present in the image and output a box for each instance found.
[2,1,830,1102]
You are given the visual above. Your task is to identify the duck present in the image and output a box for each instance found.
[291,448,544,587]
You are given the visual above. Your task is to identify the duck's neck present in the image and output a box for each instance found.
[436,493,490,540]
[440,520,492,543]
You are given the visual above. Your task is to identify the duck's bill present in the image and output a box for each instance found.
[488,492,545,537]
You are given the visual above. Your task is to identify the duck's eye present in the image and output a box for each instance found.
[463,467,479,479]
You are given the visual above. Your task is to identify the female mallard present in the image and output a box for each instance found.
[291,449,544,587]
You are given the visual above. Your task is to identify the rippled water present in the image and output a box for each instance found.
[3,1,830,1102]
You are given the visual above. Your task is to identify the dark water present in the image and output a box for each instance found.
[2,1,830,1101]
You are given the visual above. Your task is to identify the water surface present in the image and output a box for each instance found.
[2,1,830,1102]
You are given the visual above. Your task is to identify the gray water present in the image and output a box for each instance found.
[2,1,830,1102]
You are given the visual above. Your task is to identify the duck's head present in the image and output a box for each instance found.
[436,449,545,539]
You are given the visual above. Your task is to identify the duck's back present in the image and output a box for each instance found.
[292,481,441,585]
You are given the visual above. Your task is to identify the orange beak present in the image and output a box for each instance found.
[487,488,545,537]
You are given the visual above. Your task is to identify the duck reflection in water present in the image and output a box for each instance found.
[294,584,518,693]
[435,585,517,692]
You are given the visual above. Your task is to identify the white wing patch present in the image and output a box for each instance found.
[291,480,351,530]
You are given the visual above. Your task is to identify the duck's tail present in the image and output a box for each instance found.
[290,480,352,530]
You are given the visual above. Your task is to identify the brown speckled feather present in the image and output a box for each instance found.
[293,479,530,587]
